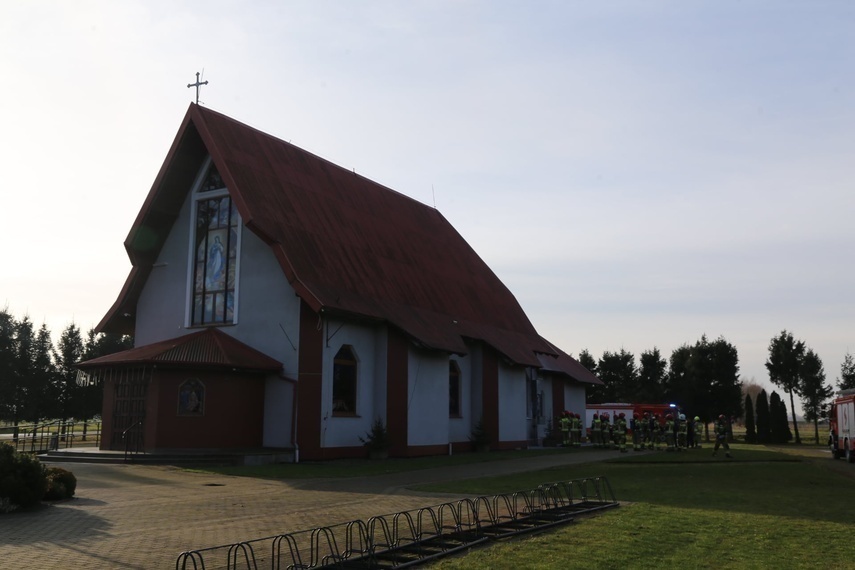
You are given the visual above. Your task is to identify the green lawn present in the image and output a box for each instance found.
[186,447,569,479]
[419,445,854,569]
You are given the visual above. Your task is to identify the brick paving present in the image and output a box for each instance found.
[0,449,625,569]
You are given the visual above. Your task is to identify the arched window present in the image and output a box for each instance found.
[332,345,357,416]
[449,360,461,417]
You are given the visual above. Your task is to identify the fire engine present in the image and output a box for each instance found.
[828,389,855,463]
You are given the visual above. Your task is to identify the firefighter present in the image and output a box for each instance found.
[678,413,688,449]
[574,413,583,447]
[616,412,628,453]
[600,413,611,450]
[632,412,643,451]
[694,416,703,448]
[569,412,578,447]
[638,411,650,451]
[559,411,570,447]
[591,413,601,448]
[665,414,676,451]
[649,413,659,450]
[712,414,732,458]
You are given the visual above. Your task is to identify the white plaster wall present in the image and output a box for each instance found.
[319,319,378,448]
[406,349,449,447]
[232,229,301,377]
[135,191,193,345]
[449,355,471,443]
[537,376,554,440]
[372,326,388,423]
[263,377,294,448]
[135,191,301,371]
[564,383,586,418]
[498,363,527,443]
[133,179,301,450]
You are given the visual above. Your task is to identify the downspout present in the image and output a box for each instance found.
[278,371,300,464]
[291,376,299,463]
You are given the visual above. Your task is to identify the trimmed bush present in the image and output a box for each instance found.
[744,394,757,443]
[43,466,77,501]
[0,443,47,512]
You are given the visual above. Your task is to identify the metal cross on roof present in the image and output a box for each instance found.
[187,72,208,104]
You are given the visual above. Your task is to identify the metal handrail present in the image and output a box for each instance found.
[122,419,144,462]
[1,419,101,454]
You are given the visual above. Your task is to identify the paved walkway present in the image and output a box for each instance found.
[0,449,627,569]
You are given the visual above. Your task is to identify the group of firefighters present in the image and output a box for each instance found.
[558,410,732,457]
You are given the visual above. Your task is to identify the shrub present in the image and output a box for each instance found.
[744,394,757,444]
[43,466,77,501]
[470,417,491,451]
[0,443,47,512]
[359,417,391,452]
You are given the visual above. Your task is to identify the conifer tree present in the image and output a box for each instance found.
[595,349,637,403]
[744,393,756,443]
[755,389,771,444]
[578,349,600,402]
[800,349,832,444]
[0,308,18,425]
[26,323,57,422]
[12,316,35,423]
[766,330,804,443]
[55,323,85,420]
[838,352,855,391]
[770,391,792,444]
[638,347,667,403]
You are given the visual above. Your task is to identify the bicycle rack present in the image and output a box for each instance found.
[175,476,618,570]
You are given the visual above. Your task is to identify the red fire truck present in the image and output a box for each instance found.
[828,389,855,463]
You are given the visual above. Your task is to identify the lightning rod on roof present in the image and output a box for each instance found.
[187,71,208,104]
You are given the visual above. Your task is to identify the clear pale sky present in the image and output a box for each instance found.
[2,2,853,411]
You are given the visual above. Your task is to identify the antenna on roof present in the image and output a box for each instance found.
[432,184,436,209]
[187,70,208,105]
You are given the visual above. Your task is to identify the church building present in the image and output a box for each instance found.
[77,104,600,460]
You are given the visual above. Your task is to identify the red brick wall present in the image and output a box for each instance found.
[296,301,324,459]
[386,329,409,456]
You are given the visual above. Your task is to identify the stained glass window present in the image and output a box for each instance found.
[191,162,239,326]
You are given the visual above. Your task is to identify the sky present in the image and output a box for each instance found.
[2,1,853,412]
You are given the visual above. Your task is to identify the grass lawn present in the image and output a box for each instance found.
[186,447,569,479]
[418,444,855,569]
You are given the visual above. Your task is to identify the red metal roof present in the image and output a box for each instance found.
[77,328,282,372]
[99,104,578,368]
[535,337,603,385]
